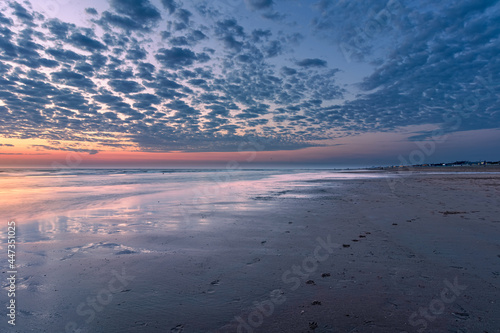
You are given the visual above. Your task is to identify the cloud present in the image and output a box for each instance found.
[85,8,98,15]
[312,0,500,136]
[46,48,84,63]
[51,69,95,90]
[251,29,271,42]
[44,19,75,40]
[96,0,162,32]
[108,79,145,93]
[1,0,496,158]
[97,12,144,31]
[9,2,34,26]
[261,11,286,21]
[296,58,327,67]
[68,33,107,52]
[188,30,207,43]
[215,19,245,37]
[155,47,207,69]
[160,0,177,14]
[263,40,282,57]
[126,47,147,60]
[110,0,161,24]
[175,9,192,25]
[0,11,13,25]
[170,36,189,46]
[281,66,297,75]
[31,145,99,155]
[245,0,274,11]
[136,62,156,80]
[221,35,243,52]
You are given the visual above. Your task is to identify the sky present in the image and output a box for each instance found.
[0,0,499,168]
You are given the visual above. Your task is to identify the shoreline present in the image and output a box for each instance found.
[1,171,499,332]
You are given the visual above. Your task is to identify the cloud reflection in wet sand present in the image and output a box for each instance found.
[1,170,393,242]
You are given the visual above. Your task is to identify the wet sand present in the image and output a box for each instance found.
[2,170,500,332]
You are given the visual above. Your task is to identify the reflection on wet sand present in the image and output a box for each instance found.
[1,170,390,242]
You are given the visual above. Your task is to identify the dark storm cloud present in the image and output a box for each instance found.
[296,58,327,67]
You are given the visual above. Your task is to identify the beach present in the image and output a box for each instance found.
[1,169,499,332]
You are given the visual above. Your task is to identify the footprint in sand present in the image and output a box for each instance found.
[206,279,220,294]
[171,324,184,332]
[246,257,261,265]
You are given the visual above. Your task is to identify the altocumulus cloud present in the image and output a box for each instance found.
[0,0,498,155]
